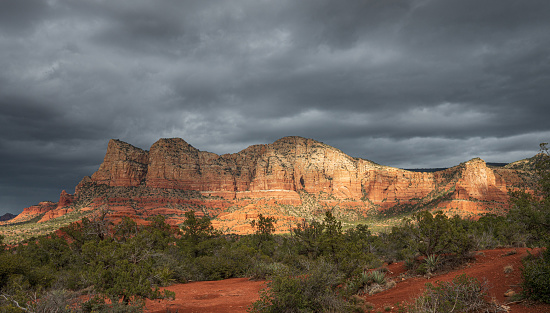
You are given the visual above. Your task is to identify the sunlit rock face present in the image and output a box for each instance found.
[12,136,532,231]
[91,139,149,187]
[8,201,57,223]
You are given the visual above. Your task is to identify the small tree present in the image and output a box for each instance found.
[81,231,167,306]
[403,210,473,263]
[181,211,215,242]
[249,258,351,313]
[114,217,140,242]
[251,214,276,242]
[291,219,325,258]
[179,211,218,257]
[319,211,344,266]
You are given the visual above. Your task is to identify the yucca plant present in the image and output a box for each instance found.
[425,254,440,273]
[371,270,386,285]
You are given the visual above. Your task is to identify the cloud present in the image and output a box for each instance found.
[0,0,549,214]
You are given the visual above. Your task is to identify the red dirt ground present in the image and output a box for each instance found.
[145,247,550,313]
[145,278,266,313]
[367,247,550,313]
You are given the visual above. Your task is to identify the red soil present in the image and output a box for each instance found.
[145,278,266,313]
[145,248,549,313]
[367,247,550,313]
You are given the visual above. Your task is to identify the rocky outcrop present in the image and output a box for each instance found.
[82,137,531,218]
[91,139,149,187]
[57,190,74,209]
[8,201,57,223]
[4,136,534,233]
[91,137,371,201]
[146,138,239,193]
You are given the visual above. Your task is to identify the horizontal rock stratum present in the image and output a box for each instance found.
[8,136,535,233]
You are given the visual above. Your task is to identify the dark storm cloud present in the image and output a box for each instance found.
[1,0,550,214]
[0,0,52,33]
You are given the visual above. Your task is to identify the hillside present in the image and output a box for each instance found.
[1,136,536,240]
[144,248,550,313]
[0,213,16,222]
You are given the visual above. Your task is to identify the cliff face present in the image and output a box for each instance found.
[86,136,529,213]
[91,139,149,187]
[146,138,239,194]
[7,201,57,223]
[8,136,533,233]
[90,137,368,200]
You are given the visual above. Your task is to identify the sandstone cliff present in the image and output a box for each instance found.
[7,201,57,224]
[5,136,534,233]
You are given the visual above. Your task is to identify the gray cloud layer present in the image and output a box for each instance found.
[1,0,549,214]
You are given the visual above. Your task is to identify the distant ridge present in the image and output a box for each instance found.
[0,213,17,222]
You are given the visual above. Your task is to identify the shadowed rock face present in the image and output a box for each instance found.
[0,213,16,222]
[8,136,534,232]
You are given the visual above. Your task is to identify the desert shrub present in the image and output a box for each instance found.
[468,214,525,248]
[0,253,30,290]
[249,258,352,313]
[291,219,324,258]
[424,254,441,274]
[343,270,394,297]
[290,212,383,277]
[338,224,384,276]
[78,221,178,306]
[471,230,501,250]
[409,274,501,313]
[248,261,289,280]
[33,289,81,313]
[151,266,176,287]
[150,250,188,284]
[251,214,277,247]
[378,229,416,263]
[0,275,81,313]
[0,251,58,293]
[343,272,371,296]
[404,211,474,259]
[82,239,160,304]
[195,244,256,280]
[80,295,144,313]
[522,247,550,303]
[52,267,92,291]
[180,211,218,246]
[508,143,550,247]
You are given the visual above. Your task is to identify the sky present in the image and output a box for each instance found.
[1,0,549,215]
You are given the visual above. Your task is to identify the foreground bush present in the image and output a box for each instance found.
[402,211,474,260]
[249,258,352,313]
[522,247,550,303]
[409,274,502,313]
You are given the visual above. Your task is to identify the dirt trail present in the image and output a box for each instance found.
[367,247,550,313]
[145,247,549,313]
[145,278,265,313]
